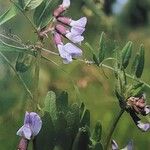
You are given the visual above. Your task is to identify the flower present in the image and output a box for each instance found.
[53,0,70,17]
[57,17,87,28]
[127,94,150,132]
[41,0,87,64]
[17,112,42,140]
[55,24,84,43]
[53,32,82,63]
[111,140,133,150]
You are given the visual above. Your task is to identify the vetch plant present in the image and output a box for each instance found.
[0,0,150,150]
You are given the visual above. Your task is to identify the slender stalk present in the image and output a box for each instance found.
[79,59,150,89]
[41,47,59,56]
[32,45,41,111]
[0,52,33,99]
[104,109,125,150]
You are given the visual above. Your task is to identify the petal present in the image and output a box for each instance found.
[144,105,150,115]
[137,121,150,132]
[64,43,82,58]
[17,125,32,140]
[62,0,70,8]
[66,32,84,43]
[111,140,119,150]
[29,112,42,136]
[58,44,72,64]
[24,112,30,124]
[71,26,85,35]
[122,140,133,150]
[70,17,87,28]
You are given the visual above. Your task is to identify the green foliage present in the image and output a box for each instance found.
[34,91,102,150]
[33,0,60,29]
[98,32,105,63]
[72,127,90,150]
[0,5,18,26]
[0,40,33,54]
[18,0,44,10]
[15,53,33,72]
[121,41,132,69]
[87,33,106,66]
[92,121,102,142]
[131,44,145,78]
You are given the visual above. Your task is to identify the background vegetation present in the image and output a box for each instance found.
[0,0,150,149]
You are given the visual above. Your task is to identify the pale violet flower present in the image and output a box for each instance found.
[55,24,84,43]
[70,17,87,28]
[62,0,70,8]
[17,112,42,140]
[57,43,82,64]
[52,0,86,63]
[112,140,133,150]
[53,0,70,17]
[66,32,84,43]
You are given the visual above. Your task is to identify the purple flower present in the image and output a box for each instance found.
[57,43,82,64]
[55,24,84,44]
[127,94,150,132]
[62,0,70,8]
[53,0,70,17]
[41,0,87,64]
[57,17,87,29]
[17,112,42,140]
[53,32,82,63]
[112,140,133,150]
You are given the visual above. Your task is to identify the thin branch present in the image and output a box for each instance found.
[41,47,59,56]
[80,59,150,89]
[0,52,33,99]
[104,109,125,150]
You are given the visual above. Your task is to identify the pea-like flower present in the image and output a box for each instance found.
[40,0,87,64]
[16,112,42,140]
[54,32,82,64]
[112,140,133,150]
[127,94,150,132]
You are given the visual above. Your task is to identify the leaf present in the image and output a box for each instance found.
[92,121,102,142]
[93,142,103,150]
[80,109,90,127]
[72,127,90,150]
[121,41,132,69]
[131,53,139,75]
[33,112,55,150]
[0,5,18,26]
[57,91,68,113]
[0,40,33,54]
[79,102,85,119]
[18,0,44,10]
[93,54,99,66]
[99,32,105,63]
[15,53,33,72]
[43,91,57,122]
[135,45,145,78]
[33,0,60,29]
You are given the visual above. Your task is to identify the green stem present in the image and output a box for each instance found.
[32,46,41,111]
[79,59,150,89]
[104,109,125,150]
[0,52,33,99]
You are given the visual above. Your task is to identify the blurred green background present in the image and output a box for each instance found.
[0,0,150,149]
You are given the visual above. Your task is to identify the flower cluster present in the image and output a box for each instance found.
[127,94,150,132]
[112,140,133,150]
[40,0,87,64]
